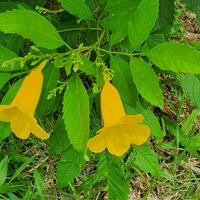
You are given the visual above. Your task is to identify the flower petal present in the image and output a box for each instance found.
[124,124,150,145]
[121,114,144,125]
[106,127,131,156]
[12,60,47,116]
[31,121,49,140]
[87,128,107,153]
[10,114,31,139]
[101,82,125,127]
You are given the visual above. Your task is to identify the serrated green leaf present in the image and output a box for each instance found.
[63,73,89,151]
[56,146,84,188]
[97,153,129,200]
[128,0,159,50]
[130,57,164,109]
[154,0,175,33]
[145,42,200,73]
[0,1,28,13]
[144,33,166,49]
[59,0,93,20]
[101,0,141,46]
[179,74,200,107]
[0,9,65,49]
[36,63,59,116]
[134,145,169,178]
[0,156,8,186]
[108,161,129,200]
[49,117,70,156]
[110,56,137,107]
[184,0,200,24]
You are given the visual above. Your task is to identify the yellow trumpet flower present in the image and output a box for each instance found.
[87,81,150,156]
[0,60,49,140]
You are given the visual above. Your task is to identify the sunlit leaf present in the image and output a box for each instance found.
[63,73,89,151]
[0,9,65,49]
[130,57,163,109]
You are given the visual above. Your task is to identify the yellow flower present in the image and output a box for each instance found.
[0,60,49,140]
[87,81,150,156]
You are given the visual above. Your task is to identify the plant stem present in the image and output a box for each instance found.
[58,27,102,33]
[98,48,140,57]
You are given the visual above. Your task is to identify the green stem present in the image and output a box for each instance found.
[64,41,73,50]
[98,48,140,57]
[58,27,102,33]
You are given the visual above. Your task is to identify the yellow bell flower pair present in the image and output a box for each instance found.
[0,60,150,156]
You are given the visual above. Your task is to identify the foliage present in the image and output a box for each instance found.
[0,0,199,199]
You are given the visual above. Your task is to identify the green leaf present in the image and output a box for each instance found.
[108,160,129,200]
[63,74,89,152]
[155,0,175,33]
[0,45,18,71]
[78,56,98,77]
[0,73,14,90]
[0,1,29,13]
[110,56,137,106]
[128,0,159,50]
[184,0,200,24]
[0,9,65,49]
[145,42,200,73]
[59,0,93,20]
[56,146,84,188]
[101,0,142,46]
[98,153,129,200]
[134,145,169,177]
[179,74,200,107]
[144,33,166,49]
[54,56,73,75]
[0,156,9,186]
[2,79,23,104]
[0,122,11,144]
[49,117,70,156]
[36,63,59,116]
[130,57,164,109]
[34,169,45,200]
